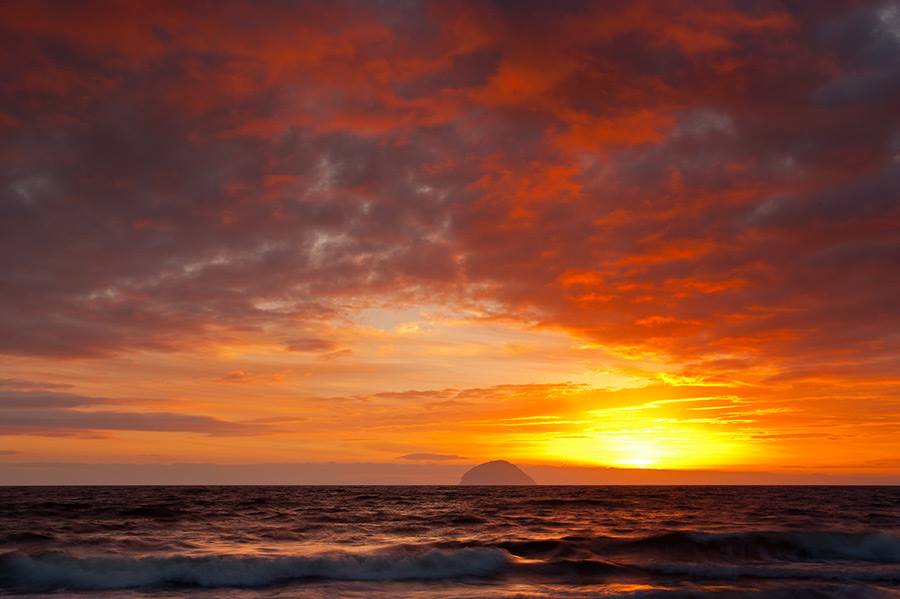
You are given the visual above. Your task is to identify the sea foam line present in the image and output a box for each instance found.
[0,547,510,591]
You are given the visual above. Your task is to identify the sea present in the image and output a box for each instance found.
[1,486,899,598]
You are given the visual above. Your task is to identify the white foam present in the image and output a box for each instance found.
[0,547,510,591]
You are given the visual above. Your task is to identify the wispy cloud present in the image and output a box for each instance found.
[397,453,466,461]
[0,390,267,437]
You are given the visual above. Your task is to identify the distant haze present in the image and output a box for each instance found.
[1,462,898,486]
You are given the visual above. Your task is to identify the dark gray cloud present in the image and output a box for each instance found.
[0,379,72,390]
[0,390,265,437]
[397,453,467,461]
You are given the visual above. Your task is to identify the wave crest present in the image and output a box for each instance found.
[617,531,900,563]
[0,547,510,592]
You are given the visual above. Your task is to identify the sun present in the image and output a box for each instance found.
[539,423,751,470]
[539,431,670,469]
[622,455,655,469]
[611,436,664,469]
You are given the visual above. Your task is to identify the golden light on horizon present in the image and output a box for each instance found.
[540,420,754,470]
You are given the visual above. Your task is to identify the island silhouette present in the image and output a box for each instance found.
[459,460,536,485]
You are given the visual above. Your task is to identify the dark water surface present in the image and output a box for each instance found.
[1,486,900,597]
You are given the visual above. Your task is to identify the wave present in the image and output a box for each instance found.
[641,560,900,582]
[623,587,900,599]
[4,531,900,592]
[493,530,900,565]
[614,531,900,563]
[517,556,900,585]
[0,547,510,592]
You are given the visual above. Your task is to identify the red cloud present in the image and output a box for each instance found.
[0,0,896,396]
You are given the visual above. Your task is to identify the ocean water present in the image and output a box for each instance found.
[1,486,899,598]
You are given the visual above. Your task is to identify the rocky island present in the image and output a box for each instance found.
[459,460,536,485]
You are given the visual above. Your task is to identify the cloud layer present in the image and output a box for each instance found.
[1,1,896,370]
[0,381,261,437]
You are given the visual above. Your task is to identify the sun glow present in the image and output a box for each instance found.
[540,423,751,470]
[608,435,665,468]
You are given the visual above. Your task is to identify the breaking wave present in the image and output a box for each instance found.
[0,547,510,592]
[4,531,900,592]
[613,530,900,563]
[493,530,900,564]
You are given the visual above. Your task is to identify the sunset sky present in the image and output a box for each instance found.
[1,0,899,482]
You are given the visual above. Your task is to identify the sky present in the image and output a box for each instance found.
[1,0,899,483]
